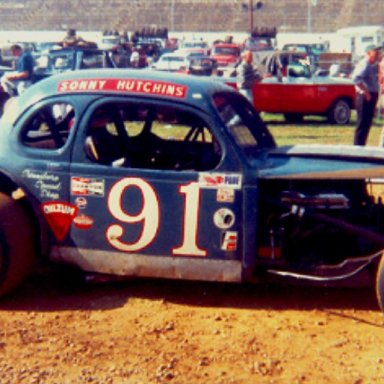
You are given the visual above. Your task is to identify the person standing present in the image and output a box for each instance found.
[352,44,381,145]
[376,47,384,146]
[0,44,34,96]
[237,50,260,103]
[61,28,85,47]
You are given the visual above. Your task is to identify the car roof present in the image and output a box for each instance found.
[47,47,108,54]
[13,68,236,113]
[213,43,239,48]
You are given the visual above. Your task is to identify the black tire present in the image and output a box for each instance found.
[284,113,304,123]
[0,193,36,296]
[376,253,384,313]
[327,99,351,125]
[0,92,10,116]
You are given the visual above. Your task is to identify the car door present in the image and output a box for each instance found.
[68,98,244,281]
[280,62,319,113]
[11,98,77,242]
[253,78,284,113]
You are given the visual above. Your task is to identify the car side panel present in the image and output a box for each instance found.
[254,79,355,114]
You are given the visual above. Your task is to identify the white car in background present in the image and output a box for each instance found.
[152,52,191,72]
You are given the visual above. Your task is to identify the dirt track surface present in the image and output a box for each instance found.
[1,268,384,384]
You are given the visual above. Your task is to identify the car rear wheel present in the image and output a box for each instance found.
[328,99,351,125]
[0,193,36,296]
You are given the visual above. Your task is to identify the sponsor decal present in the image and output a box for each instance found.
[221,231,238,252]
[57,78,188,99]
[41,201,78,241]
[213,208,235,229]
[71,177,105,197]
[75,196,88,209]
[73,214,94,230]
[198,173,242,189]
[217,187,235,203]
[21,169,62,199]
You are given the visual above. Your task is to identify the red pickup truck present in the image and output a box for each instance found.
[224,52,356,125]
[210,43,241,68]
[253,70,356,125]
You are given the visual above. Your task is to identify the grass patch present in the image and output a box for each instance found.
[262,112,383,147]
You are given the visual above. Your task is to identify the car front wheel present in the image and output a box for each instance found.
[0,193,36,296]
[328,99,351,125]
[376,253,384,313]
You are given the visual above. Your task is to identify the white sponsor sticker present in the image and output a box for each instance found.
[221,231,238,252]
[214,208,235,229]
[217,188,235,203]
[71,177,105,197]
[198,173,242,189]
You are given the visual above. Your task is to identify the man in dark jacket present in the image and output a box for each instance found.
[352,44,381,145]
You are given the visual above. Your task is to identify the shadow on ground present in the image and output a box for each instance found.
[0,264,379,314]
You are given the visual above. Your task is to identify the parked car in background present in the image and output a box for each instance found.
[223,48,355,125]
[253,66,355,124]
[221,49,355,125]
[175,55,218,76]
[186,55,218,76]
[281,43,328,66]
[260,50,311,78]
[34,41,62,53]
[242,27,277,65]
[210,43,241,68]
[176,47,207,59]
[151,52,191,72]
[0,47,119,114]
[243,36,275,65]
[178,38,209,51]
[316,52,354,78]
[98,35,124,50]
[33,47,118,82]
[244,36,274,52]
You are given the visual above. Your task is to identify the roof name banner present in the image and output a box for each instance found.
[57,78,188,98]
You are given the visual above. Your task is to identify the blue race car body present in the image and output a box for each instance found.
[2,69,384,309]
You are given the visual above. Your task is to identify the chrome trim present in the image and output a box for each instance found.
[50,247,242,282]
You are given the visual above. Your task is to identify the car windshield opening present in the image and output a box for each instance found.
[213,92,275,160]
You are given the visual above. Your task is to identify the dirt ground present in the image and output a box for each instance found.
[1,266,384,384]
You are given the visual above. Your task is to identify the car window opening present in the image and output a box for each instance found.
[84,102,222,171]
[21,103,74,150]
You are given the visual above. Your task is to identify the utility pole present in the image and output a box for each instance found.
[250,0,254,33]
[307,0,318,33]
[243,0,263,33]
[171,0,175,31]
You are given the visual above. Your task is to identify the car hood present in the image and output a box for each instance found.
[258,145,384,180]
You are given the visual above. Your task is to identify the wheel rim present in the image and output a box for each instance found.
[334,102,350,124]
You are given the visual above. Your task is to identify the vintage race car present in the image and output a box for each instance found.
[253,55,356,124]
[2,69,384,311]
